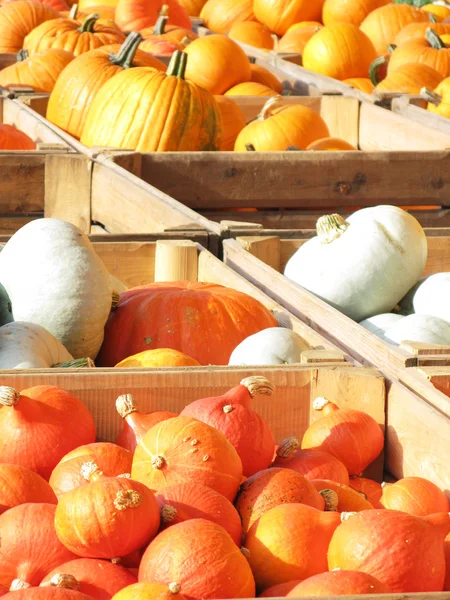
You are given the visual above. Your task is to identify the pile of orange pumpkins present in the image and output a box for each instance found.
[0,375,450,600]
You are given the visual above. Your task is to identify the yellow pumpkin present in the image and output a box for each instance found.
[343,77,374,93]
[115,348,201,367]
[200,0,254,34]
[425,76,450,118]
[225,81,278,96]
[422,3,450,22]
[228,20,274,50]
[250,63,283,93]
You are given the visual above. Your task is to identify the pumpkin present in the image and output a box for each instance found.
[286,20,323,31]
[0,123,36,149]
[49,442,133,498]
[380,477,449,515]
[359,313,405,341]
[184,34,251,95]
[112,583,187,600]
[42,559,137,599]
[0,1,59,52]
[245,503,341,590]
[0,48,74,93]
[284,207,428,322]
[328,509,450,592]
[139,36,183,55]
[343,77,374,92]
[250,64,283,92]
[225,81,278,96]
[445,532,450,591]
[235,467,325,534]
[214,95,247,151]
[0,503,77,589]
[97,281,277,366]
[384,314,450,346]
[132,416,242,501]
[0,219,113,359]
[46,33,165,140]
[179,376,275,476]
[200,0,253,33]
[306,137,357,150]
[273,440,350,484]
[322,0,390,27]
[235,96,329,151]
[0,0,68,10]
[375,61,443,94]
[115,394,177,452]
[228,21,274,50]
[81,51,222,151]
[278,25,322,54]
[55,462,161,558]
[116,348,199,368]
[64,4,117,18]
[156,482,243,544]
[0,464,57,514]
[0,386,95,480]
[301,398,384,475]
[287,571,388,596]
[388,29,450,78]
[253,0,324,35]
[139,8,197,44]
[302,24,377,80]
[229,327,309,365]
[115,0,190,31]
[349,476,383,508]
[2,590,92,599]
[139,519,256,599]
[394,21,450,46]
[23,13,125,56]
[413,272,450,323]
[311,480,375,511]
[259,581,303,597]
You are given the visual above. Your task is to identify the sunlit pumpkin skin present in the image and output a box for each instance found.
[253,0,324,36]
[139,37,183,55]
[306,137,357,150]
[388,30,450,78]
[132,416,243,501]
[302,23,377,79]
[278,25,322,54]
[380,477,449,515]
[180,376,275,477]
[250,64,283,92]
[286,571,388,596]
[55,464,161,559]
[328,510,450,592]
[423,3,450,22]
[375,61,443,96]
[394,21,450,46]
[0,386,96,480]
[311,479,374,511]
[177,0,204,16]
[66,4,117,18]
[0,1,59,52]
[0,0,68,10]
[139,519,256,599]
[43,558,137,599]
[0,48,74,93]
[245,503,341,591]
[1,590,92,600]
[23,13,125,56]
[156,482,243,544]
[0,464,57,514]
[235,96,329,151]
[215,95,247,151]
[115,0,191,31]
[225,81,278,96]
[97,281,277,366]
[235,467,325,534]
[49,442,132,498]
[426,75,450,116]
[322,0,389,27]
[259,581,303,597]
[46,34,165,140]
[115,348,200,368]
[0,123,36,149]
[112,582,187,600]
[445,532,450,591]
[139,13,197,44]
[343,77,374,93]
[81,52,222,151]
[360,4,430,55]
[0,503,77,589]
[229,20,273,50]
[200,0,253,34]
[349,476,383,508]
[273,441,350,484]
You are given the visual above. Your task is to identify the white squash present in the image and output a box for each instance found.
[284,206,427,322]
[413,273,450,324]
[0,219,112,359]
[359,313,404,341]
[228,327,310,365]
[384,314,450,346]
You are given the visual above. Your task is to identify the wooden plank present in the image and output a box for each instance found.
[319,96,360,147]
[154,240,199,282]
[237,236,281,271]
[301,349,347,364]
[0,154,45,213]
[92,241,157,288]
[392,95,450,136]
[0,215,38,233]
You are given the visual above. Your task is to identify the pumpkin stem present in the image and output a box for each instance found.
[240,547,251,558]
[429,12,438,23]
[166,50,187,79]
[259,95,284,120]
[313,396,330,411]
[159,3,169,15]
[369,55,387,86]
[53,357,95,368]
[316,214,349,244]
[0,386,20,407]
[109,32,143,69]
[116,393,138,418]
[152,455,166,469]
[223,404,234,413]
[180,36,193,46]
[10,581,31,591]
[112,290,120,309]
[387,43,396,53]
[117,472,131,478]
[421,86,442,106]
[161,504,178,523]
[81,461,104,482]
[153,14,168,35]
[79,13,100,33]
[426,27,446,49]
[245,143,256,151]
[41,575,80,590]
[16,49,29,62]
[69,3,78,18]
[276,436,301,458]
[271,33,279,53]
[111,557,121,564]
[340,511,357,521]
[114,488,143,511]
[240,376,275,397]
[320,488,339,511]
[169,583,181,594]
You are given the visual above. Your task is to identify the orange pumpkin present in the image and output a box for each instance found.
[278,24,322,54]
[115,348,199,368]
[250,63,283,92]
[286,571,388,596]
[131,416,243,501]
[311,479,374,511]
[245,503,341,590]
[445,532,450,591]
[259,581,303,597]
[0,464,57,514]
[425,75,450,116]
[0,0,68,9]
[302,23,377,79]
[111,582,187,600]
[225,81,278,96]
[138,519,256,598]
[343,77,374,93]
[306,137,357,150]
[2,589,91,599]
[349,476,383,507]
[0,124,36,149]
[380,476,449,515]
[229,20,274,50]
[140,15,197,44]
[374,61,443,101]
[215,95,247,150]
[115,0,191,31]
[97,281,277,366]
[423,3,450,22]
[253,0,324,35]
[388,28,450,78]
[139,36,183,54]
[394,21,450,45]
[235,467,325,534]
[176,0,205,16]
[70,3,117,17]
[0,0,59,52]
[322,0,390,27]
[200,0,254,34]
[286,20,323,31]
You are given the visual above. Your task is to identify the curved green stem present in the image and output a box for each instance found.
[245,143,256,151]
[369,55,388,86]
[429,12,438,23]
[426,27,446,49]
[79,13,100,33]
[166,50,187,78]
[153,14,168,35]
[109,32,143,68]
[53,358,96,368]
[387,43,396,53]
[16,49,29,62]
[69,3,78,19]
[421,86,443,106]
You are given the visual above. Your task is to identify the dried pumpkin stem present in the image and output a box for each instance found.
[223,404,234,413]
[114,488,143,511]
[426,27,446,49]
[429,13,438,24]
[159,3,169,15]
[369,55,387,86]
[69,3,78,18]
[41,574,80,590]
[152,455,166,469]
[320,488,339,511]
[167,50,187,79]
[421,87,442,106]
[116,393,138,418]
[0,386,20,407]
[112,290,120,310]
[79,13,100,32]
[240,376,275,397]
[169,582,181,594]
[276,436,301,458]
[245,143,256,151]
[153,14,169,35]
[117,472,131,478]
[109,32,143,69]
[313,396,330,411]
[387,43,396,53]
[316,214,349,244]
[340,511,357,522]
[81,461,104,482]
[258,95,285,120]
[53,357,95,368]
[16,49,29,62]
[161,504,178,523]
[10,580,31,591]
[240,547,251,558]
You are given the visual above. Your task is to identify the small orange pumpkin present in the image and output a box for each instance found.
[225,81,278,96]
[229,20,274,50]
[311,479,374,511]
[0,0,59,52]
[215,95,247,150]
[286,571,388,596]
[322,0,390,27]
[0,123,36,150]
[388,28,450,79]
[343,77,374,93]
[111,582,187,600]
[349,476,383,507]
[380,476,449,515]
[394,21,450,46]
[278,24,322,54]
[250,64,283,92]
[200,0,254,34]
[253,0,324,35]
[306,137,357,150]
[115,348,200,368]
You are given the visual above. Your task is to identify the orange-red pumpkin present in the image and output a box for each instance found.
[349,476,383,508]
[200,0,254,34]
[253,0,324,35]
[0,124,36,149]
[306,137,357,150]
[111,582,187,600]
[380,477,449,515]
[286,571,388,596]
[215,95,247,150]
[311,479,374,511]
[229,20,273,50]
[1,590,93,599]
[0,1,59,52]
[0,0,68,10]
[259,581,303,598]
[115,0,191,31]
[0,464,57,514]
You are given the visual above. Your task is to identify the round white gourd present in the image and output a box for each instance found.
[0,321,73,368]
[384,314,450,346]
[284,206,427,322]
[397,276,429,316]
[413,273,450,323]
[359,313,404,341]
[228,327,310,365]
[0,219,112,359]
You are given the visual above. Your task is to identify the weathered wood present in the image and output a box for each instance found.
[0,155,45,213]
[154,240,199,282]
[237,236,281,271]
[392,95,450,135]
